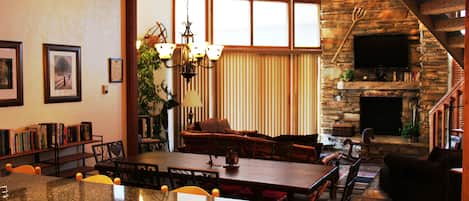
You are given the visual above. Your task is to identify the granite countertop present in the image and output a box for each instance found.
[0,173,242,201]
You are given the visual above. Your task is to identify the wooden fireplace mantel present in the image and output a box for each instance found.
[342,81,420,90]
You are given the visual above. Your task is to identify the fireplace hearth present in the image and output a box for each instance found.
[360,97,402,135]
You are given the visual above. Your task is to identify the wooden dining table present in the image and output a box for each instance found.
[95,151,339,198]
[0,173,246,201]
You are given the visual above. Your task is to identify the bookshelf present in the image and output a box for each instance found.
[45,139,100,177]
[0,123,101,177]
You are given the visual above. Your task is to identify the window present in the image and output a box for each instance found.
[213,0,251,45]
[175,0,206,43]
[294,3,320,47]
[253,1,289,46]
[175,0,321,48]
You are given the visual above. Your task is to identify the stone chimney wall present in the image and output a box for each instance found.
[320,0,448,139]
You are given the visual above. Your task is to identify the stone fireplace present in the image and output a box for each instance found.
[320,0,449,139]
[334,81,419,135]
[360,97,402,135]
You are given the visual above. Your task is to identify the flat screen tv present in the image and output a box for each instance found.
[354,34,409,69]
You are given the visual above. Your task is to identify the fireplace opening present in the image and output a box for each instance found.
[360,97,402,135]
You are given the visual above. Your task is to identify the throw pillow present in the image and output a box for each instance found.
[218,119,231,133]
[200,118,218,133]
[187,122,202,131]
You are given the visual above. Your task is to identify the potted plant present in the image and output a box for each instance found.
[399,122,420,142]
[137,28,179,139]
[340,69,354,82]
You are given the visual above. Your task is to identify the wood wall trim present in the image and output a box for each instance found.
[125,0,138,157]
[223,46,322,54]
[463,0,468,200]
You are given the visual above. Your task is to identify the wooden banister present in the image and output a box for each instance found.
[429,79,464,150]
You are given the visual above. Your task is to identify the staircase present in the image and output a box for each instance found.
[428,80,464,150]
[399,0,465,67]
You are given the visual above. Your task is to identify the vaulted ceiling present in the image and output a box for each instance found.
[400,0,465,67]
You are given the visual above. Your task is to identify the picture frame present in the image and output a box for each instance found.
[108,58,123,83]
[43,44,81,103]
[0,41,23,107]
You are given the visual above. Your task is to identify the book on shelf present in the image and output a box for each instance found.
[66,122,93,144]
[80,122,93,141]
[1,121,94,157]
[0,129,10,156]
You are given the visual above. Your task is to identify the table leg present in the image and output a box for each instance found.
[329,167,339,200]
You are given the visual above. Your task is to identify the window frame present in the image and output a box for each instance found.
[173,0,322,52]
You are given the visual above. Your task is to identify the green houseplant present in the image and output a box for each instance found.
[340,69,354,81]
[137,32,179,139]
[399,122,420,142]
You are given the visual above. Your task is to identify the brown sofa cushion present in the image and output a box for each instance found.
[200,118,236,134]
[218,119,233,133]
[200,118,218,133]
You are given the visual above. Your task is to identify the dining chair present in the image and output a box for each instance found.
[92,143,112,163]
[107,141,126,159]
[341,158,362,201]
[75,172,121,185]
[92,141,126,176]
[5,163,41,175]
[167,167,219,192]
[309,180,331,201]
[114,161,161,189]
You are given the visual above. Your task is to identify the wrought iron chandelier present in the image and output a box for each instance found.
[155,0,223,83]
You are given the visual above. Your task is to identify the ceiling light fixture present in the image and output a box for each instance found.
[155,0,223,83]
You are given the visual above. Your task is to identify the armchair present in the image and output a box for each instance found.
[379,148,462,201]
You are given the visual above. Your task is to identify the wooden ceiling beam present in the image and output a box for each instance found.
[420,0,465,15]
[399,0,464,67]
[435,17,465,32]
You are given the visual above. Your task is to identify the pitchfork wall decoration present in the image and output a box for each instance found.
[331,6,367,63]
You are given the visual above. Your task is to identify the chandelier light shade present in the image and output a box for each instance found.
[155,43,177,60]
[207,45,224,60]
[154,0,223,83]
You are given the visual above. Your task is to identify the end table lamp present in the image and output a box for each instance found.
[182,90,203,125]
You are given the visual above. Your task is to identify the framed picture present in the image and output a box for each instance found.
[109,58,123,83]
[43,44,81,103]
[0,41,23,107]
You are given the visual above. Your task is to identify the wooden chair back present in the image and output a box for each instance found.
[341,158,361,201]
[108,141,125,159]
[92,143,112,163]
[168,167,219,191]
[5,163,41,175]
[92,140,125,163]
[115,161,161,189]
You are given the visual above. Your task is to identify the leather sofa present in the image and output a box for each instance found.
[379,148,462,201]
[179,118,322,163]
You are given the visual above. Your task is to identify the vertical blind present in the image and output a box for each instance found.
[214,51,319,137]
[177,58,211,131]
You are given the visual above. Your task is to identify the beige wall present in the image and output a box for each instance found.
[138,0,173,41]
[138,0,173,85]
[0,0,123,143]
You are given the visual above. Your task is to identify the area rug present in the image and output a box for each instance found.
[337,164,382,190]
